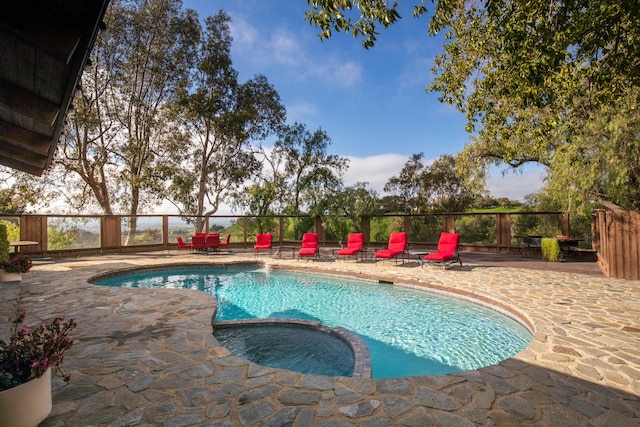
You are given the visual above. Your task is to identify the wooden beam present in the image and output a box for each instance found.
[0,119,52,157]
[0,7,81,64]
[0,80,60,127]
[0,154,46,176]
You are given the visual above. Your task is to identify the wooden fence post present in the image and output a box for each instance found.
[162,215,169,250]
[100,215,122,253]
[20,215,47,254]
[496,213,511,252]
[561,213,570,237]
[314,216,325,242]
[362,217,371,246]
[278,217,284,245]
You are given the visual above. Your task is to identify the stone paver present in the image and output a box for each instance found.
[1,252,639,426]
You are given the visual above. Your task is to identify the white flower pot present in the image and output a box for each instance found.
[0,270,21,283]
[0,368,52,427]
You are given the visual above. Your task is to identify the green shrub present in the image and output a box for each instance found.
[0,220,19,242]
[541,238,561,262]
[0,224,9,262]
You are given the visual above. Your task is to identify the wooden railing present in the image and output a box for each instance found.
[0,211,575,259]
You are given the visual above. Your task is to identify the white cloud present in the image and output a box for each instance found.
[286,101,318,122]
[344,154,408,194]
[270,28,303,67]
[485,167,546,201]
[230,20,362,88]
[229,17,258,48]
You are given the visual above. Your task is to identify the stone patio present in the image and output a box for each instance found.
[1,251,638,426]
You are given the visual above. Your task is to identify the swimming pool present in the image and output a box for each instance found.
[95,265,532,378]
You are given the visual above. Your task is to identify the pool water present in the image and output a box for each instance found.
[96,266,532,378]
[213,324,355,377]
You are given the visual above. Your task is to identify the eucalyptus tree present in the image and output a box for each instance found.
[304,0,640,212]
[45,0,198,227]
[54,34,118,215]
[231,142,289,234]
[106,0,199,240]
[277,122,349,214]
[167,10,286,232]
[309,183,379,245]
[384,154,473,213]
[0,168,43,214]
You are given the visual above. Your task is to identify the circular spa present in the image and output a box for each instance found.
[94,265,533,378]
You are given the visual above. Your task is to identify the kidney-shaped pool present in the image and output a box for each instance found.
[95,265,532,378]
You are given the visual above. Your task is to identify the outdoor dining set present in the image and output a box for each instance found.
[176,233,231,254]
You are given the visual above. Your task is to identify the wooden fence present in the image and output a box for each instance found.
[2,211,572,259]
[592,210,640,280]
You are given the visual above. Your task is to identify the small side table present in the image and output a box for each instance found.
[407,251,430,265]
[9,241,39,254]
[275,246,297,259]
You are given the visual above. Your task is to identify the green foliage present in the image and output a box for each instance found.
[384,154,475,214]
[304,0,427,49]
[455,215,497,245]
[305,0,640,212]
[47,218,99,250]
[54,0,201,217]
[167,10,285,232]
[48,227,81,250]
[235,121,347,218]
[0,173,34,214]
[512,213,561,242]
[373,216,404,242]
[309,183,378,245]
[541,238,561,262]
[0,220,19,243]
[0,223,9,262]
[406,216,441,242]
[275,123,349,214]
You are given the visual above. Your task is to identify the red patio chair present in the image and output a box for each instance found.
[254,233,272,257]
[422,232,462,269]
[191,235,207,253]
[375,232,407,263]
[205,234,220,252]
[219,234,231,247]
[176,236,193,254]
[298,233,319,259]
[336,233,364,260]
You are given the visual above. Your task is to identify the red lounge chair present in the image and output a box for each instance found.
[336,233,364,260]
[422,232,462,269]
[176,236,193,253]
[375,232,407,263]
[254,233,272,256]
[298,233,319,259]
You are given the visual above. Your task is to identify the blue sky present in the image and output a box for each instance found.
[182,0,545,201]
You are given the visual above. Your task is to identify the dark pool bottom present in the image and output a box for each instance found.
[213,319,372,378]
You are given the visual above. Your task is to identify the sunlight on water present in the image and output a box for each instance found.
[97,266,532,378]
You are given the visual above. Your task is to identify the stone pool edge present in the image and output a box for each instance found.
[214,318,372,379]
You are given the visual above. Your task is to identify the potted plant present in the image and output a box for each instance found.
[0,254,32,283]
[0,312,76,427]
